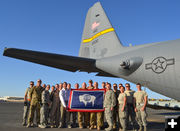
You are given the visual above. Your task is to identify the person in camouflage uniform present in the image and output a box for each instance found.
[124,83,136,130]
[49,86,55,111]
[112,83,120,129]
[88,80,96,130]
[93,82,104,130]
[101,82,106,129]
[118,86,127,131]
[104,83,116,131]
[22,81,34,126]
[42,84,46,91]
[50,84,60,128]
[39,85,51,128]
[27,79,43,127]
[134,83,148,131]
[78,82,90,129]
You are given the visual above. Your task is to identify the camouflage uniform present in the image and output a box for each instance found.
[78,87,90,128]
[100,86,105,129]
[89,112,103,129]
[88,86,96,129]
[90,112,96,128]
[104,89,116,131]
[124,90,136,128]
[39,90,50,128]
[134,91,148,129]
[78,112,90,128]
[27,86,43,125]
[22,87,31,125]
[90,85,104,130]
[49,91,55,117]
[49,90,60,127]
[118,93,127,131]
[97,112,103,129]
[113,90,120,128]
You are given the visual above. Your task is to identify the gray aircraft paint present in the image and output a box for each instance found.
[3,2,180,100]
[96,40,179,100]
[79,2,123,59]
[80,2,180,100]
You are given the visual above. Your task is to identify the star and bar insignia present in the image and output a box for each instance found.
[145,57,175,74]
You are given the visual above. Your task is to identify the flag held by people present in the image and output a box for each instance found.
[68,89,105,112]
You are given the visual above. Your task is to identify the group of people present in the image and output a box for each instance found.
[22,79,148,131]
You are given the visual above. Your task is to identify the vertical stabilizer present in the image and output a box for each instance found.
[79,2,123,59]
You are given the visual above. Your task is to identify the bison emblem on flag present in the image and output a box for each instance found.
[79,94,96,106]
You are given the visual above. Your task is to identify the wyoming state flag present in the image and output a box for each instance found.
[68,89,105,112]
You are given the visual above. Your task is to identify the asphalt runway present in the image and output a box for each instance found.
[0,102,180,131]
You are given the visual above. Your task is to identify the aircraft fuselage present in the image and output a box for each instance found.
[96,39,180,100]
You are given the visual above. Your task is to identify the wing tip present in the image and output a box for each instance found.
[3,47,8,56]
[3,47,16,56]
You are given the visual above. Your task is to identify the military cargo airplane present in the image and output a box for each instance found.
[3,2,180,100]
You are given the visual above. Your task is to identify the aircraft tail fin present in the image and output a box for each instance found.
[79,2,123,59]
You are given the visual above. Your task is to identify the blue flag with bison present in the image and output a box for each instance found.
[68,89,105,112]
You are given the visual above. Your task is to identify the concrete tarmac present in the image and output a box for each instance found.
[0,102,180,131]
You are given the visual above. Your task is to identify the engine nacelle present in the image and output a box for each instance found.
[96,55,143,77]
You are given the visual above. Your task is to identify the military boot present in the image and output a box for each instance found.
[133,127,138,131]
[105,126,113,131]
[89,125,94,130]
[50,125,56,128]
[79,124,83,129]
[58,122,62,128]
[138,126,143,131]
[97,126,101,131]
[68,124,72,128]
[38,124,46,128]
[113,123,116,129]
[72,123,76,128]
[119,128,122,131]
[132,124,138,131]
[22,122,26,126]
[144,126,147,131]
[58,122,64,128]
[26,123,32,128]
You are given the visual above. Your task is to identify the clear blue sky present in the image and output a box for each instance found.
[0,0,180,99]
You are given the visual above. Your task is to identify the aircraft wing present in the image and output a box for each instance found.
[3,48,117,77]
